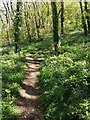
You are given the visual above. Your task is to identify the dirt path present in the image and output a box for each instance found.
[17,56,44,120]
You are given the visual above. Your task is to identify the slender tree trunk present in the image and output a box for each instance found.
[24,3,31,42]
[61,1,64,34]
[0,15,5,24]
[7,1,14,22]
[80,0,87,35]
[2,0,10,44]
[25,14,31,42]
[27,25,32,42]
[84,1,90,34]
[45,3,50,33]
[33,3,40,39]
[75,13,79,28]
[10,1,14,17]
[51,2,59,53]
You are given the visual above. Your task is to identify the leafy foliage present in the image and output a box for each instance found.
[2,52,26,119]
[1,1,90,119]
[40,35,90,120]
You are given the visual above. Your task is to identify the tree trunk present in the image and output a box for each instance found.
[24,3,31,42]
[2,0,10,44]
[61,1,64,34]
[51,2,59,53]
[84,1,90,34]
[14,0,22,53]
[33,3,40,39]
[79,0,87,35]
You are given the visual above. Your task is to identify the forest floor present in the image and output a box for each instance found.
[16,54,44,120]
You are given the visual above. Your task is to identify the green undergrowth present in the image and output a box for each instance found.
[40,33,90,120]
[1,36,53,119]
[61,32,90,46]
[22,36,54,59]
[2,52,26,120]
[2,32,90,120]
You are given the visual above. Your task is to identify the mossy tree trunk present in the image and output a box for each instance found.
[14,0,22,53]
[84,1,90,34]
[80,0,87,36]
[51,2,59,53]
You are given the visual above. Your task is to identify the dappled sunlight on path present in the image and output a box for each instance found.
[17,55,44,120]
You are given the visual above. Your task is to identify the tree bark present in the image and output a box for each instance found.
[33,3,40,39]
[2,0,10,44]
[24,3,31,42]
[84,1,90,34]
[80,0,87,35]
[14,0,22,53]
[61,1,64,34]
[51,2,59,53]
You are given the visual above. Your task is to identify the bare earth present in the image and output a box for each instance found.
[17,56,44,120]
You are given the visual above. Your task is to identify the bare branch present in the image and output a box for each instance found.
[0,14,5,24]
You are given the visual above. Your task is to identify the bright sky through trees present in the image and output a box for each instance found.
[0,0,90,5]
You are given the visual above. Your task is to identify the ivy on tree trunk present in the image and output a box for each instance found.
[14,0,22,53]
[51,2,59,53]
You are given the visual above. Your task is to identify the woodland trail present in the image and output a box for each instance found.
[17,55,44,120]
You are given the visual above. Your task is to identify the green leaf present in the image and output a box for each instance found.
[5,89,11,94]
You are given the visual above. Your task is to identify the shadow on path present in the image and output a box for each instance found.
[17,56,44,120]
